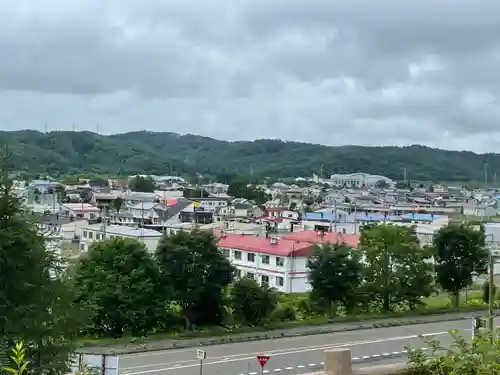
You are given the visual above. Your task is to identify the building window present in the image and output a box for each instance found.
[247,253,255,262]
[246,272,254,279]
[80,244,85,251]
[261,275,269,286]
[234,251,242,260]
[83,231,88,238]
[95,234,100,241]
[88,231,93,240]
[276,276,284,287]
[235,269,242,278]
[222,248,231,258]
[261,255,270,264]
[276,257,284,267]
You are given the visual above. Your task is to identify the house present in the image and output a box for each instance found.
[186,197,229,211]
[79,223,163,252]
[329,173,394,188]
[218,233,314,293]
[59,203,100,220]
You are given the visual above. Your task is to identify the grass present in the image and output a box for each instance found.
[79,291,488,348]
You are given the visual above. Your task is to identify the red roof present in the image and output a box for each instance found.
[263,216,283,223]
[165,197,178,206]
[282,230,360,248]
[218,233,313,257]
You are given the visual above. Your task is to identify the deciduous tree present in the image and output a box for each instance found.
[432,223,488,307]
[129,176,155,193]
[155,230,234,327]
[230,277,278,325]
[307,243,363,314]
[73,237,166,337]
[360,224,434,311]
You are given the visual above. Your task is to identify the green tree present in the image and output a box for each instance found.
[228,181,269,205]
[307,243,363,314]
[0,152,83,375]
[73,237,166,337]
[155,230,234,327]
[111,197,124,213]
[432,223,488,307]
[360,224,434,311]
[129,176,155,192]
[230,277,278,325]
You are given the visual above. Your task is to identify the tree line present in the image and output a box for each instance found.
[308,223,488,314]
[3,130,499,181]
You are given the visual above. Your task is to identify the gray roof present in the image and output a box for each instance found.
[153,199,192,221]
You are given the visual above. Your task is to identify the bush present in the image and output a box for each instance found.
[482,281,497,304]
[272,304,297,322]
[407,330,500,375]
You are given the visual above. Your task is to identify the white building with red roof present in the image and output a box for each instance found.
[217,230,360,293]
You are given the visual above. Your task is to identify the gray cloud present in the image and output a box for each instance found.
[1,0,500,152]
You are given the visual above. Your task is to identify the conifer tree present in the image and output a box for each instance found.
[0,146,83,375]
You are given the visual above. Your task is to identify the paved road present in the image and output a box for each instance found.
[118,317,490,375]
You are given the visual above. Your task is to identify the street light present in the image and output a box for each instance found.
[485,233,497,335]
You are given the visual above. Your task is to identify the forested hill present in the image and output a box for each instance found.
[0,130,497,182]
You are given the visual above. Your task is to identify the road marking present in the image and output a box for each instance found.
[123,331,450,374]
[236,347,432,375]
[121,320,474,359]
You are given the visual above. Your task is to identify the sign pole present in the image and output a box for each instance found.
[196,349,206,375]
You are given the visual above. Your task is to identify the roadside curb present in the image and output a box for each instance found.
[78,308,492,355]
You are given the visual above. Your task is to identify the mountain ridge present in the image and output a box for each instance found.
[0,130,496,182]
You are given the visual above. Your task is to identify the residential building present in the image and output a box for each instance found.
[59,203,100,220]
[217,231,360,293]
[79,224,163,252]
[329,173,394,188]
[186,197,229,211]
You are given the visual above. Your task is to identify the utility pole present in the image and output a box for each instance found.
[494,172,497,187]
[484,163,489,189]
[320,164,323,180]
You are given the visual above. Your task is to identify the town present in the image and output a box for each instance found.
[4,167,500,375]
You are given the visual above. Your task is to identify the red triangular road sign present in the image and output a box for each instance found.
[257,355,270,367]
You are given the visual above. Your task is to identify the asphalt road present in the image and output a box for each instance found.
[118,317,491,375]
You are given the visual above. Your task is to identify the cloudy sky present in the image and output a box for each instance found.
[1,0,500,152]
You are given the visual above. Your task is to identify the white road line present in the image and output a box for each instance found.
[352,357,360,360]
[320,362,324,365]
[297,365,305,368]
[372,354,380,357]
[392,351,401,355]
[274,369,282,372]
[362,356,370,359]
[263,370,269,374]
[382,353,390,356]
[123,331,450,374]
[284,367,293,370]
[307,364,316,367]
[249,372,258,375]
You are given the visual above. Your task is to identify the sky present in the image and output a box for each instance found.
[1,0,500,152]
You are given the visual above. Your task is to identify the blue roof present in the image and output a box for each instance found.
[400,213,447,221]
[302,209,348,222]
[32,180,52,186]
